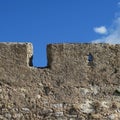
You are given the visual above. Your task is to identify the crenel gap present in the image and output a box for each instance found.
[31,45,48,68]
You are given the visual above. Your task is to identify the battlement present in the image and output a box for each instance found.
[0,42,120,120]
[0,43,33,66]
[1,42,120,68]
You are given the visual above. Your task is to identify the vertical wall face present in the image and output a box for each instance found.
[0,43,33,67]
[0,42,120,120]
[47,44,120,85]
[0,43,33,86]
[47,44,120,69]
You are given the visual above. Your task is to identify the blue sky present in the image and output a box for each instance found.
[0,0,120,67]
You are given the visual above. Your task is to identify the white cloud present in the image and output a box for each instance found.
[93,26,107,34]
[92,17,120,44]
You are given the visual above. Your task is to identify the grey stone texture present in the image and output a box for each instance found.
[0,42,120,120]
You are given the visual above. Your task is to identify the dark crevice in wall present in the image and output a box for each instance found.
[87,53,95,67]
[29,55,33,66]
[88,53,93,62]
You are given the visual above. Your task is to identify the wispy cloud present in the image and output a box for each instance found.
[92,17,120,44]
[93,26,107,34]
[118,2,120,7]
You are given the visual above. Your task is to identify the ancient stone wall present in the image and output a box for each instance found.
[0,42,120,120]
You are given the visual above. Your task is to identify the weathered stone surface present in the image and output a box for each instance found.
[0,42,120,119]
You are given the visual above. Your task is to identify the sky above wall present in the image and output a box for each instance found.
[0,0,120,67]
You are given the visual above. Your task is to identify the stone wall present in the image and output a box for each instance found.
[0,42,120,120]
